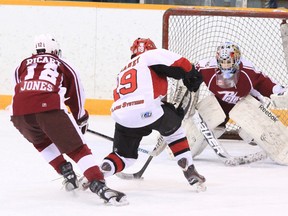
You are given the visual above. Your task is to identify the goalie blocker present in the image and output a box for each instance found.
[230,95,288,165]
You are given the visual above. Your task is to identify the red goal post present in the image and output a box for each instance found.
[163,7,288,135]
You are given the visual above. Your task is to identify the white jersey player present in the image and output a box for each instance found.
[100,38,206,188]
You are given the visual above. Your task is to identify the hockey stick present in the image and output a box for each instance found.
[116,89,193,180]
[116,155,153,180]
[192,110,267,166]
[87,128,164,156]
[87,129,113,141]
[115,136,165,180]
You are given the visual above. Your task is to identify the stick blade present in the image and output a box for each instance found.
[116,172,144,180]
[224,151,268,166]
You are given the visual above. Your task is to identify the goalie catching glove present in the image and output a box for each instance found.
[77,110,89,134]
[182,65,203,92]
[270,86,288,108]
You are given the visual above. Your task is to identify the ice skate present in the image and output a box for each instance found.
[89,179,128,206]
[178,158,206,192]
[60,162,79,191]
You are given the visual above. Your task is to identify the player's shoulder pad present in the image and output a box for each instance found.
[196,58,217,69]
[142,48,183,65]
[241,58,257,71]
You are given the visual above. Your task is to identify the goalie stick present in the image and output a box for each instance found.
[181,88,267,165]
[192,107,267,166]
[116,89,192,180]
[87,128,165,156]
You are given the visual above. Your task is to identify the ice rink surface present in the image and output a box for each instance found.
[1,109,287,216]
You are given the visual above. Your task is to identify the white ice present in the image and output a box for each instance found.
[0,109,287,216]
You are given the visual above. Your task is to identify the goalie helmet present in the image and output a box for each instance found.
[216,41,241,79]
[130,38,156,58]
[34,34,62,57]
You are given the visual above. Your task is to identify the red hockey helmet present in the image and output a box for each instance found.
[130,38,157,57]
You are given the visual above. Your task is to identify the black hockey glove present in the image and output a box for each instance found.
[183,65,203,92]
[176,106,185,119]
[162,101,185,120]
[77,110,89,134]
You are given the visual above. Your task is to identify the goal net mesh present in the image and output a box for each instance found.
[163,7,288,138]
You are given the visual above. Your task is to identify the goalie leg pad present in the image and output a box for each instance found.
[196,95,226,129]
[183,119,207,157]
[229,95,288,165]
[238,127,256,145]
[185,95,226,158]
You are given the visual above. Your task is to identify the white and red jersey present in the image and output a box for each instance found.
[195,57,284,114]
[11,53,86,121]
[111,48,192,128]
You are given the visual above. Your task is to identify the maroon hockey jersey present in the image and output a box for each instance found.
[11,53,86,120]
[196,57,284,115]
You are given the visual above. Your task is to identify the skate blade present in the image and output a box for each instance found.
[105,196,129,206]
[64,182,79,192]
[191,182,207,193]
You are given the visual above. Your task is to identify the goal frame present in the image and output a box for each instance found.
[163,7,288,49]
[162,6,288,139]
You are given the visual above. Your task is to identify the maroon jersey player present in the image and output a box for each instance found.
[195,41,286,125]
[10,34,127,205]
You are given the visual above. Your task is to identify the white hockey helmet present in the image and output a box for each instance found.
[34,34,61,57]
[216,41,241,78]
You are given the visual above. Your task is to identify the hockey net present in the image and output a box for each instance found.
[163,7,288,139]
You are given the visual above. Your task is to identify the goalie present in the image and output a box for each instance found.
[187,41,288,164]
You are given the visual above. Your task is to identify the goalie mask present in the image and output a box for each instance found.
[130,38,156,58]
[34,34,62,57]
[216,42,241,88]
